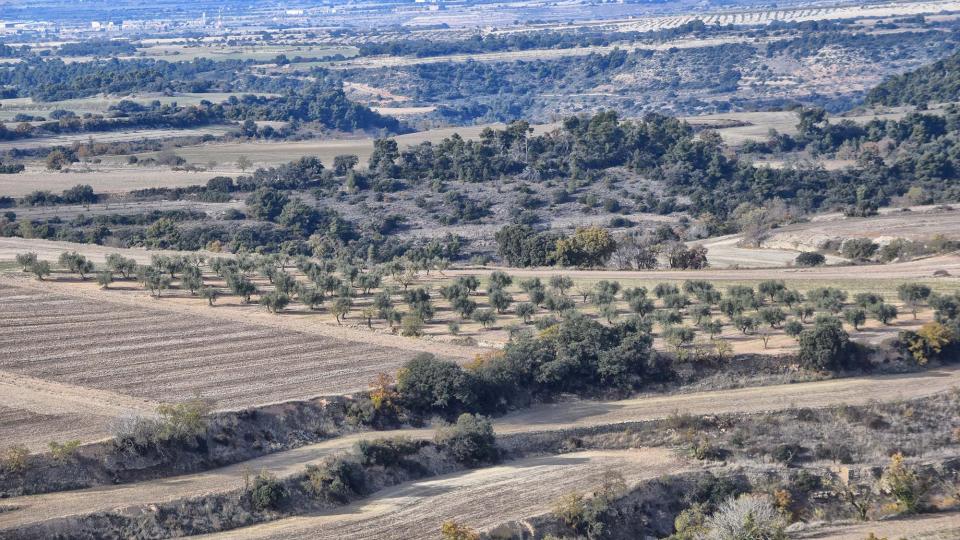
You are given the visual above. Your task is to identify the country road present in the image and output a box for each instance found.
[3,366,959,533]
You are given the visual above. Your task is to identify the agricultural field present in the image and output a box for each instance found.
[0,275,473,450]
[130,121,556,170]
[0,165,229,196]
[762,206,960,252]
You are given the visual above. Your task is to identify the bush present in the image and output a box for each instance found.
[704,494,786,540]
[441,521,480,540]
[842,238,879,261]
[401,314,424,336]
[355,437,425,468]
[795,252,826,267]
[1,444,29,473]
[435,413,498,467]
[304,459,366,503]
[249,471,287,511]
[48,440,81,462]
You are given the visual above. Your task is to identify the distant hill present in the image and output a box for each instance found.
[867,51,960,106]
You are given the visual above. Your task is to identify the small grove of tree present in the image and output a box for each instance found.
[58,251,94,279]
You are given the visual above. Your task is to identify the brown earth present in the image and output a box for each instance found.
[0,275,477,450]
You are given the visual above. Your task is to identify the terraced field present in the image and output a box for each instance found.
[0,277,459,449]
[0,280,437,408]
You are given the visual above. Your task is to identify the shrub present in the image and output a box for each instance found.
[304,459,366,503]
[795,252,825,267]
[880,452,928,514]
[842,238,879,261]
[434,413,498,467]
[1,444,29,473]
[401,314,424,336]
[355,437,425,468]
[155,399,212,442]
[906,322,954,365]
[441,521,480,540]
[48,440,81,462]
[249,471,287,511]
[704,494,786,540]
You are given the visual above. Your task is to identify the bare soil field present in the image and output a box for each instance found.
[762,207,960,252]
[0,237,227,265]
[684,107,924,145]
[696,234,847,269]
[0,165,228,197]
[0,370,158,451]
[137,122,556,169]
[448,253,960,284]
[0,276,473,450]
[8,198,243,222]
[201,449,688,540]
[0,126,235,153]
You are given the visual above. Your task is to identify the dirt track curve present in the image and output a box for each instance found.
[2,367,959,533]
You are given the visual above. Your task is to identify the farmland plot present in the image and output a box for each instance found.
[0,277,452,449]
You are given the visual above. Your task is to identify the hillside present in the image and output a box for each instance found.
[867,50,960,106]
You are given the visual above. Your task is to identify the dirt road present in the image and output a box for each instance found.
[3,367,959,532]
[199,449,688,539]
[449,253,960,282]
[793,511,960,539]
